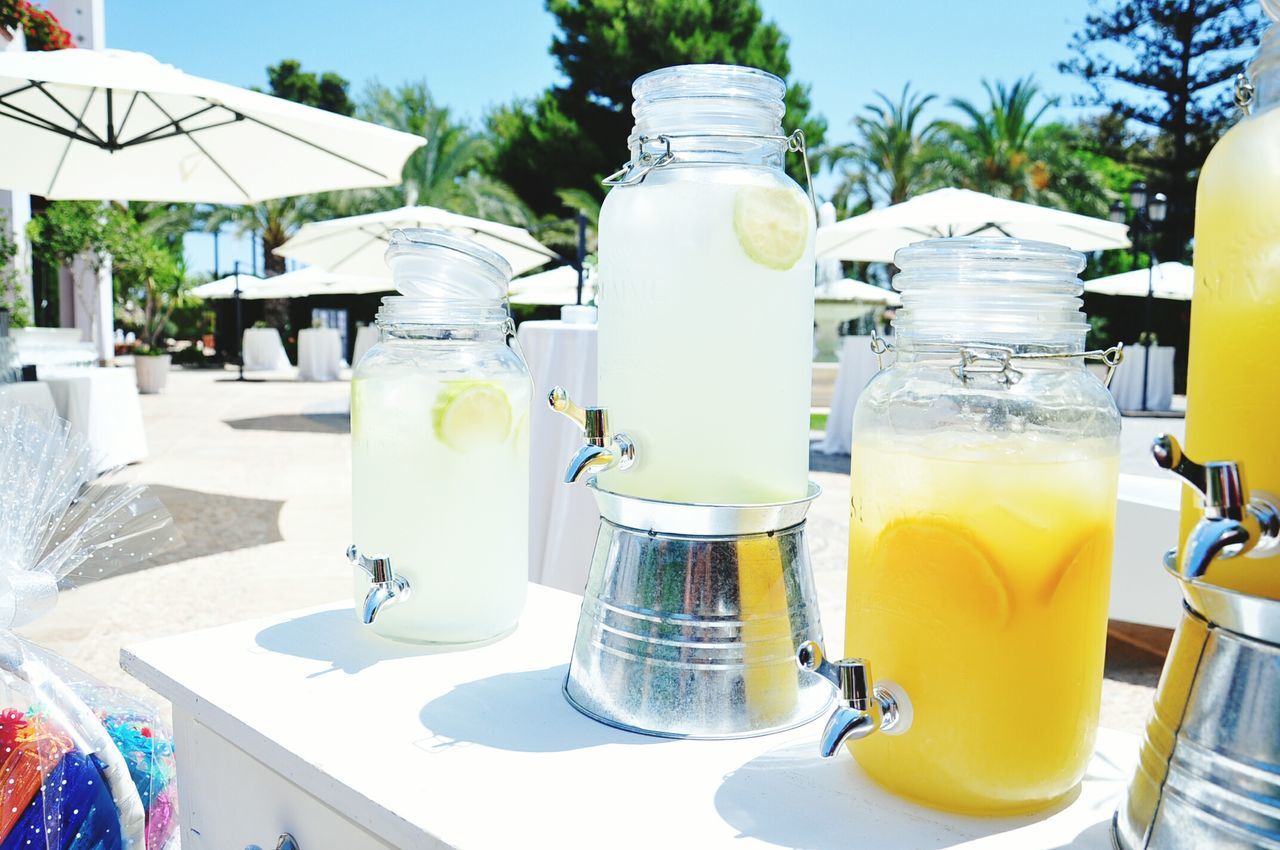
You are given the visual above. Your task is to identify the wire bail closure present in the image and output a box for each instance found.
[869,330,1125,388]
[602,129,818,214]
[1236,72,1255,116]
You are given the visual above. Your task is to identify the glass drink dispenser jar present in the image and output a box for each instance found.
[349,228,532,644]
[596,64,816,505]
[1180,4,1280,597]
[841,238,1121,814]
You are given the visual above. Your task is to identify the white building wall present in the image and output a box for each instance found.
[0,26,33,324]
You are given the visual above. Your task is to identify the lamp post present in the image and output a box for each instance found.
[1109,181,1169,412]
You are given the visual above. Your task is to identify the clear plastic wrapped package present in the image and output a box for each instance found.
[0,402,181,849]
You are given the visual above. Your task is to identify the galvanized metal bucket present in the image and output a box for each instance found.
[1114,555,1280,849]
[563,481,832,739]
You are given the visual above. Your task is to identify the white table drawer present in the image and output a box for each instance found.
[175,715,396,850]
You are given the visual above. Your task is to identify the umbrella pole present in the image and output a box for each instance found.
[234,261,245,382]
[1141,257,1155,412]
[575,213,586,306]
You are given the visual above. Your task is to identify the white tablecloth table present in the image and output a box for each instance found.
[122,584,1139,850]
[818,335,883,455]
[0,380,56,414]
[1110,345,1175,412]
[241,327,291,372]
[517,319,600,594]
[297,327,343,382]
[351,325,379,368]
[41,367,147,472]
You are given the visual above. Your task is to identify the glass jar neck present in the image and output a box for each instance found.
[1251,25,1280,114]
[376,297,512,342]
[627,64,788,169]
[891,239,1088,357]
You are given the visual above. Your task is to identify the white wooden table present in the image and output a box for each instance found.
[122,584,1138,850]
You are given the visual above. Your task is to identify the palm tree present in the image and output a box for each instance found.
[341,81,533,225]
[828,85,950,216]
[943,77,1107,212]
[202,195,318,277]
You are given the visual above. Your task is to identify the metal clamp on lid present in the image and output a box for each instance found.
[1153,434,1280,579]
[347,545,411,625]
[547,387,637,483]
[797,640,911,758]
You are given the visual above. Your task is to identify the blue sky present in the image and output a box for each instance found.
[105,1,1109,275]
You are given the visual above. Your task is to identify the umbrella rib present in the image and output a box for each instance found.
[46,89,96,196]
[32,81,106,146]
[119,101,228,147]
[114,90,141,140]
[117,114,245,149]
[0,101,101,144]
[238,113,393,179]
[142,92,253,202]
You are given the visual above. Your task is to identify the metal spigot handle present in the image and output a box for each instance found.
[797,640,906,758]
[549,386,588,430]
[547,386,636,481]
[1152,435,1280,579]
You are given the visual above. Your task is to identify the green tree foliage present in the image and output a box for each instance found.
[829,85,950,216]
[486,0,827,215]
[266,59,356,116]
[1060,0,1265,260]
[0,215,30,327]
[943,78,1111,215]
[209,61,359,276]
[335,81,532,225]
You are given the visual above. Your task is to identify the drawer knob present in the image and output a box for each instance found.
[246,834,299,850]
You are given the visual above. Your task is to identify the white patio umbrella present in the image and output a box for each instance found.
[816,188,1131,263]
[1084,262,1193,301]
[815,277,902,307]
[0,48,424,202]
[275,206,558,279]
[509,265,596,306]
[189,272,265,300]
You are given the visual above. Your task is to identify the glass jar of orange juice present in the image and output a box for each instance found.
[836,238,1121,814]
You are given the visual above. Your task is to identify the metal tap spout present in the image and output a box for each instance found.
[548,386,636,484]
[797,640,906,758]
[1152,435,1280,580]
[347,545,411,625]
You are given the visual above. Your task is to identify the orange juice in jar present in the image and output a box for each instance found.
[839,238,1121,814]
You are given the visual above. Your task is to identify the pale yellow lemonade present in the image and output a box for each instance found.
[1183,96,1280,597]
[846,434,1119,814]
[351,369,530,643]
[597,169,815,505]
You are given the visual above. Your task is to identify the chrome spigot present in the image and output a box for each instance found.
[797,640,908,758]
[346,545,411,625]
[547,387,636,483]
[1153,434,1280,580]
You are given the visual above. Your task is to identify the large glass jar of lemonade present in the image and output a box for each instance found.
[846,238,1121,814]
[351,229,531,644]
[596,64,815,505]
[1182,7,1280,597]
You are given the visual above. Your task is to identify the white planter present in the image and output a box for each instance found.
[134,354,171,394]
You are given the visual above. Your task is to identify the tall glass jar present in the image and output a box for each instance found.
[596,64,816,505]
[1182,6,1280,597]
[845,238,1121,814]
[350,229,531,644]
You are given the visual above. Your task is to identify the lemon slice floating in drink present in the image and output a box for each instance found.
[734,185,810,270]
[432,381,513,451]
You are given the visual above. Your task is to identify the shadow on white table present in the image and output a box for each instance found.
[242,327,292,372]
[517,319,600,594]
[41,367,147,472]
[819,335,882,455]
[297,327,343,382]
[1110,345,1174,412]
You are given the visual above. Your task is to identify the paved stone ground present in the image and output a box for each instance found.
[20,366,1167,736]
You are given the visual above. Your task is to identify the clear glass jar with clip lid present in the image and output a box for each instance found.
[594,63,817,505]
[349,228,531,645]
[836,237,1122,814]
